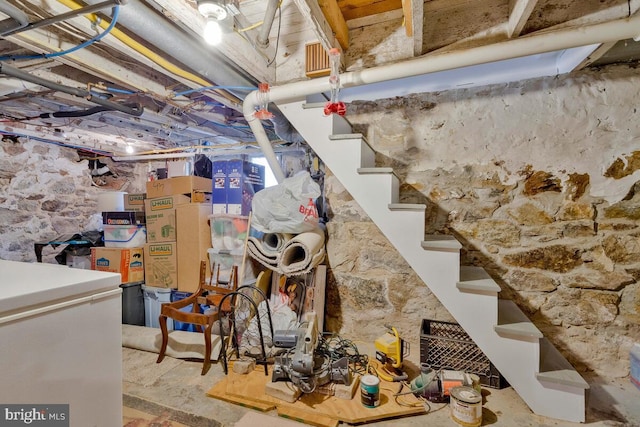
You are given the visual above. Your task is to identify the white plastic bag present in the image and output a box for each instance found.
[251,171,320,233]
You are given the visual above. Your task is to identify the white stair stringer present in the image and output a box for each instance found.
[276,100,588,422]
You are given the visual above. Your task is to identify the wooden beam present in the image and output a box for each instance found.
[508,0,539,38]
[291,0,343,53]
[338,0,402,21]
[406,0,424,56]
[318,0,349,50]
[572,41,616,70]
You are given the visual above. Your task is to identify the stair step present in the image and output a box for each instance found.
[421,235,462,253]
[357,167,394,174]
[457,266,501,293]
[329,134,376,168]
[536,338,589,389]
[389,203,426,211]
[302,102,326,109]
[329,133,364,141]
[494,299,543,339]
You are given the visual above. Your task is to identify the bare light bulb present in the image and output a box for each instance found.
[203,18,222,45]
[125,145,135,154]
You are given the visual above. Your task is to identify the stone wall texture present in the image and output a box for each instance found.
[1,63,640,379]
[324,63,640,378]
[0,140,144,263]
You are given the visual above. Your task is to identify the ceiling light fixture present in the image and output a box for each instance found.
[197,0,227,46]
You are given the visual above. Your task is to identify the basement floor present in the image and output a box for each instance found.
[122,346,640,427]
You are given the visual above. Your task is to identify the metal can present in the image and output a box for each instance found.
[360,374,380,408]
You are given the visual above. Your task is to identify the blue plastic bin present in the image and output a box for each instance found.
[170,290,205,332]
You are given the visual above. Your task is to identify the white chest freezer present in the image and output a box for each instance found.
[0,260,122,427]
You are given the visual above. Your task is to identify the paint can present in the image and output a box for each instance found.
[450,386,482,427]
[360,374,380,408]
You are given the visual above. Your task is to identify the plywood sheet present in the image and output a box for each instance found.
[207,366,425,424]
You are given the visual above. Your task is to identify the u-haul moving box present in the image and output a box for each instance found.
[144,242,178,288]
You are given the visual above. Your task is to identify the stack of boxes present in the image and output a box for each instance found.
[89,157,265,330]
[91,194,147,326]
[143,176,213,291]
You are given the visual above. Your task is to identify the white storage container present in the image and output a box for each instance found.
[142,284,173,329]
[209,214,249,251]
[104,224,147,248]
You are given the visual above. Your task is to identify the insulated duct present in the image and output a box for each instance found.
[80,0,258,93]
[0,3,29,36]
[0,63,143,116]
[244,13,640,183]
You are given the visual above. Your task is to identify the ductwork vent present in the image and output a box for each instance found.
[305,42,331,78]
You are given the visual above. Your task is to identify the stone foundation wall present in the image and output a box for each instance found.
[1,63,639,378]
[0,140,144,263]
[325,63,640,377]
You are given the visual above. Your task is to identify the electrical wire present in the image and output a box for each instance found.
[266,4,282,68]
[0,6,120,61]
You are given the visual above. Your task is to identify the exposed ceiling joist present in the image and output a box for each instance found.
[338,0,402,21]
[508,0,539,38]
[291,0,342,53]
[318,0,349,50]
[406,0,423,56]
[572,41,617,70]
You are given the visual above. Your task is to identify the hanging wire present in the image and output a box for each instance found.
[0,6,120,61]
[266,4,282,68]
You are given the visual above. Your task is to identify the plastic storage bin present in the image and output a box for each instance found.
[104,224,147,248]
[420,319,508,389]
[209,214,249,251]
[142,285,173,329]
[170,290,205,332]
[120,282,145,326]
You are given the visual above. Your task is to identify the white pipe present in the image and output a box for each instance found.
[244,13,640,183]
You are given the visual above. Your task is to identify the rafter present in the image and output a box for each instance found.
[318,0,349,50]
[508,0,539,38]
[291,0,343,53]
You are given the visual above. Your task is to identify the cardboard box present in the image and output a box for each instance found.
[212,160,228,214]
[226,159,265,215]
[177,203,212,293]
[90,247,144,284]
[144,242,178,288]
[124,193,146,212]
[144,194,190,243]
[146,176,212,199]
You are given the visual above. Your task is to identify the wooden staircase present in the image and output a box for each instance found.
[276,100,589,423]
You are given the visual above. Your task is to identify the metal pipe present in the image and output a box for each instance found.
[0,63,143,117]
[3,0,126,36]
[245,13,640,183]
[256,0,279,49]
[81,0,257,91]
[0,2,29,36]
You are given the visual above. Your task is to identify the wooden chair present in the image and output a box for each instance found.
[156,260,238,375]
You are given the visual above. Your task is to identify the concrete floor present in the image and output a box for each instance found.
[122,346,640,427]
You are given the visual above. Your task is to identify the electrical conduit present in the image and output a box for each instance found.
[244,13,640,183]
